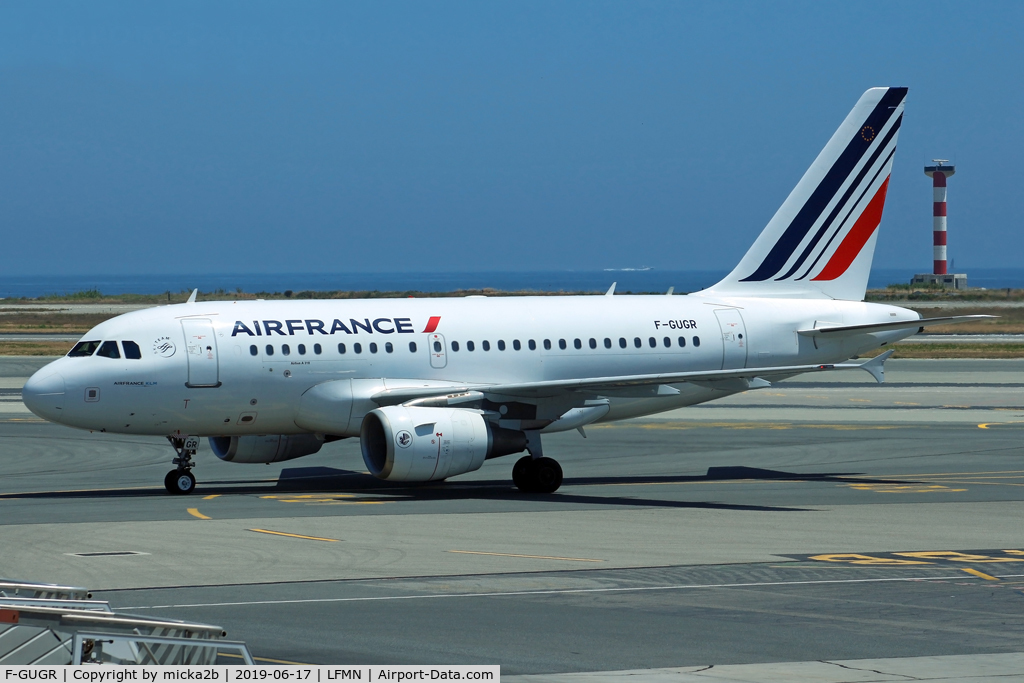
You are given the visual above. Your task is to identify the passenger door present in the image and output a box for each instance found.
[182,319,220,387]
[714,309,748,370]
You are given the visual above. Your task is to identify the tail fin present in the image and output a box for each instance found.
[707,87,907,301]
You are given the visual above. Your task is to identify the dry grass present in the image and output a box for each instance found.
[860,344,1024,359]
[0,313,116,334]
[0,342,75,356]
[909,306,1024,334]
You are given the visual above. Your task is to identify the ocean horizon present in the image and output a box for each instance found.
[0,268,1020,299]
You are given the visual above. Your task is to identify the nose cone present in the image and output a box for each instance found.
[23,370,65,421]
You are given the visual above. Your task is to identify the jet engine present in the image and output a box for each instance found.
[209,434,323,464]
[361,406,528,481]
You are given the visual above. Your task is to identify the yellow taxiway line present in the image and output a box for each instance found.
[248,528,339,542]
[962,568,1000,581]
[187,508,211,520]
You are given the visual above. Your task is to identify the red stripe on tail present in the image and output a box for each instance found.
[811,177,890,282]
[422,316,441,333]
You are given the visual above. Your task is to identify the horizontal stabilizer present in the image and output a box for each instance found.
[797,315,995,338]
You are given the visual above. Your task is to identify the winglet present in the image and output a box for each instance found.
[605,282,616,296]
[858,349,894,384]
[186,289,198,304]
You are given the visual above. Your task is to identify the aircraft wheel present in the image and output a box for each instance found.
[165,470,196,495]
[532,457,563,494]
[512,455,535,492]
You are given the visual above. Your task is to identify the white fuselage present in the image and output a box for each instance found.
[24,293,918,438]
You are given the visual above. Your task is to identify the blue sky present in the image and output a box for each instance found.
[0,2,1020,275]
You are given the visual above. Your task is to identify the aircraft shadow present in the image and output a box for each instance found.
[0,465,912,513]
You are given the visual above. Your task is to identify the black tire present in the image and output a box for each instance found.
[165,470,196,495]
[532,457,563,494]
[512,455,535,492]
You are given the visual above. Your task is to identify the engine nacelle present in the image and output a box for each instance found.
[209,434,323,464]
[361,406,527,481]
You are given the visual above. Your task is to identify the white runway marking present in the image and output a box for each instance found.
[122,573,1024,610]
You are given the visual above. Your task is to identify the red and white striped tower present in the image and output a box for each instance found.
[924,160,955,275]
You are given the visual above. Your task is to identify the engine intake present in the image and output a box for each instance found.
[361,406,527,481]
[209,434,323,464]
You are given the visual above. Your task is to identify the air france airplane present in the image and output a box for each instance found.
[22,87,981,495]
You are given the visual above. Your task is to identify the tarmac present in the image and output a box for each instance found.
[1,357,1023,678]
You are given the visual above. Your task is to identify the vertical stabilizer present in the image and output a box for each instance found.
[707,87,907,301]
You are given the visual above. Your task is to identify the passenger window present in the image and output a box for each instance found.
[370,342,378,354]
[693,336,701,347]
[354,343,363,354]
[604,338,612,349]
[649,337,657,348]
[482,340,491,351]
[544,339,551,350]
[314,343,322,355]
[513,340,521,351]
[68,340,101,357]
[409,342,418,353]
[466,341,474,352]
[574,339,582,350]
[451,341,460,352]
[282,344,291,356]
[529,340,537,351]
[338,343,346,354]
[619,338,627,349]
[250,345,258,356]
[385,342,393,353]
[634,337,642,349]
[589,338,597,349]
[298,344,306,355]
[97,341,120,359]
[678,336,686,347]
[122,341,142,359]
[498,340,506,351]
[664,337,671,347]
[266,345,275,356]
[559,339,567,350]
[433,341,442,352]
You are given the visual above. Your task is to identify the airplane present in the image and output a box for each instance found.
[22,86,986,496]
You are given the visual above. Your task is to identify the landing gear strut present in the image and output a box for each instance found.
[165,436,199,495]
[512,431,563,493]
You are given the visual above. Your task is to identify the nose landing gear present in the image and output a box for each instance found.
[165,436,199,495]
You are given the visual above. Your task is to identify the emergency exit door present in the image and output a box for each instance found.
[714,309,747,370]
[182,319,221,387]
[429,333,447,369]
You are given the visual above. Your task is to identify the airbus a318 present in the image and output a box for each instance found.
[23,87,982,495]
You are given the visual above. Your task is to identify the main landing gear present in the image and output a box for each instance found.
[512,431,563,494]
[164,435,199,495]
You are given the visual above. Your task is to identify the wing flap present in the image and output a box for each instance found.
[370,355,894,405]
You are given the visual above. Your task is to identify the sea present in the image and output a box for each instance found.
[1,268,1022,299]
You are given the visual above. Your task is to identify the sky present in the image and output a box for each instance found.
[0,2,1021,276]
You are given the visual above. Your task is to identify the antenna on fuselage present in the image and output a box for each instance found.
[605,282,616,296]
[186,289,198,304]
[665,286,674,296]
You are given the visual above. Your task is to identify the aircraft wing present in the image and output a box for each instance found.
[371,351,894,404]
[797,315,994,337]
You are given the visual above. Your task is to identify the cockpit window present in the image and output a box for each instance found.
[68,340,101,357]
[122,341,142,359]
[96,341,121,359]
